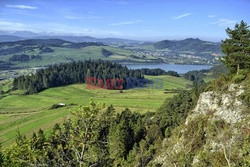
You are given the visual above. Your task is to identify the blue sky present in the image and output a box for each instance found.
[0,0,249,41]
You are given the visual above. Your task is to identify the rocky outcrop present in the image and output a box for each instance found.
[187,84,245,124]
[153,84,249,166]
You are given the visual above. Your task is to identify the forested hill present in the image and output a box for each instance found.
[12,60,144,94]
[153,38,221,53]
[0,39,104,48]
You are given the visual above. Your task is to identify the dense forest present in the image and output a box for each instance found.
[13,60,145,94]
[12,60,181,94]
[9,54,42,62]
[140,68,180,77]
[0,61,13,70]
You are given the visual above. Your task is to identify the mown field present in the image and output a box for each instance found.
[0,75,191,147]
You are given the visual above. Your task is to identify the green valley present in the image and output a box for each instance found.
[0,75,191,146]
[0,38,222,78]
[0,1,249,165]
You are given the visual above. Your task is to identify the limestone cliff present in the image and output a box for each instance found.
[152,84,250,166]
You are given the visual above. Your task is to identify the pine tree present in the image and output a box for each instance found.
[108,121,127,160]
[221,20,250,74]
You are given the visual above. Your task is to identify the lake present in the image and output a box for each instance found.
[125,64,213,74]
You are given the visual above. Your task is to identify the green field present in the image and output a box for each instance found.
[0,75,191,146]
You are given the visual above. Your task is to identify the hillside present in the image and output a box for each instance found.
[0,35,25,42]
[0,75,191,146]
[151,73,250,166]
[124,38,222,64]
[0,39,162,70]
[36,36,141,45]
[0,37,222,71]
[1,72,249,166]
[153,38,222,60]
[153,38,221,53]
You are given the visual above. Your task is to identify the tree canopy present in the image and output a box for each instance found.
[13,60,144,94]
[221,21,250,74]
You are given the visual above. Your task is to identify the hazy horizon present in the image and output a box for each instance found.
[0,0,250,42]
[0,30,224,42]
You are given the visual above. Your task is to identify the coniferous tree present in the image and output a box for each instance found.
[221,21,250,74]
[13,60,145,94]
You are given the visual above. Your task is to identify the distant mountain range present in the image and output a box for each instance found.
[0,31,141,45]
[0,31,221,49]
[0,38,104,49]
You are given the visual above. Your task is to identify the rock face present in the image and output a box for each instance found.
[188,84,245,124]
[153,84,249,166]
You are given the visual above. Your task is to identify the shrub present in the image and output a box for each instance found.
[232,74,246,83]
[205,74,231,92]
[49,103,65,109]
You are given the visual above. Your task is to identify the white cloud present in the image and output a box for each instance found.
[110,20,142,26]
[208,15,216,18]
[0,20,27,32]
[0,20,24,27]
[6,4,37,10]
[173,13,192,20]
[212,19,237,27]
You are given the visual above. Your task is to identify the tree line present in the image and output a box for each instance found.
[9,54,42,62]
[12,59,181,94]
[13,60,145,94]
[140,68,180,77]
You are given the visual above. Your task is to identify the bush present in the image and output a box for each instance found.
[232,74,246,83]
[205,74,231,92]
[49,103,65,109]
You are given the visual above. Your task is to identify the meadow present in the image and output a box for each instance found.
[0,75,191,146]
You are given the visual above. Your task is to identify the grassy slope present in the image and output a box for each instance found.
[1,45,156,69]
[0,80,12,92]
[0,75,191,146]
